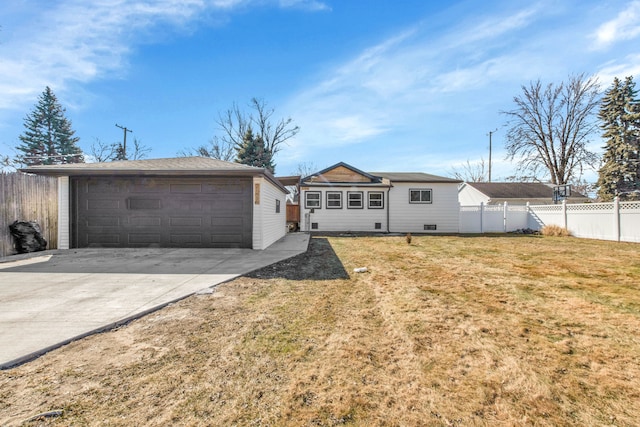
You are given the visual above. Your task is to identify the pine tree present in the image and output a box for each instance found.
[17,86,83,165]
[597,76,640,201]
[113,144,127,161]
[235,127,275,173]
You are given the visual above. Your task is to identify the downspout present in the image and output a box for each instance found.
[386,185,391,233]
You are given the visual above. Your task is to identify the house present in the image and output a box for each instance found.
[298,162,462,233]
[458,182,590,206]
[21,157,288,250]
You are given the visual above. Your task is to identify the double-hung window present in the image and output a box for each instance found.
[409,188,432,204]
[326,191,342,209]
[368,192,384,209]
[347,191,363,209]
[305,191,321,209]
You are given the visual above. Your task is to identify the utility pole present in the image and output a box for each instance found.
[115,124,132,159]
[487,128,498,182]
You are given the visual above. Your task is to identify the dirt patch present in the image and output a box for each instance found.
[246,237,349,280]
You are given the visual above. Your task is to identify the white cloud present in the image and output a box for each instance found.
[278,0,331,12]
[597,54,640,83]
[0,0,207,113]
[0,0,328,118]
[592,1,640,49]
[284,5,545,155]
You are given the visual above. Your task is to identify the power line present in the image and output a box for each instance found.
[487,128,498,182]
[23,154,83,160]
[115,123,133,156]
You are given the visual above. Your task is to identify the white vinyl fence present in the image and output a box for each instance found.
[460,198,640,243]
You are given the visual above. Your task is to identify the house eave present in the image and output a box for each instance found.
[21,167,289,193]
[300,182,391,188]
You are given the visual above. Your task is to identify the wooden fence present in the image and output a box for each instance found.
[0,172,58,258]
[286,203,300,223]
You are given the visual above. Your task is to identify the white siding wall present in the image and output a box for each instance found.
[458,184,489,206]
[389,182,460,233]
[300,187,388,232]
[252,176,287,250]
[58,176,70,249]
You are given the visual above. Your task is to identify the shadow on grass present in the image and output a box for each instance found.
[245,238,350,281]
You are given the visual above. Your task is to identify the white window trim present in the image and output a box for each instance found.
[305,191,321,209]
[409,188,433,204]
[326,191,342,209]
[347,191,363,209]
[368,191,384,209]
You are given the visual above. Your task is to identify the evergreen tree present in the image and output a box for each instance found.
[235,127,275,173]
[597,76,640,201]
[17,86,83,165]
[113,143,127,161]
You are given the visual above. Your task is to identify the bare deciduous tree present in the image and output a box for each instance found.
[449,158,487,182]
[285,162,319,201]
[180,98,299,163]
[88,138,117,162]
[88,137,150,162]
[215,98,299,157]
[129,138,151,160]
[178,136,236,162]
[503,74,601,184]
[293,161,318,178]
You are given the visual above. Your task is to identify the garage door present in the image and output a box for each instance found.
[71,176,252,248]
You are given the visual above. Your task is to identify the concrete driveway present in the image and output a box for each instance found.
[0,233,309,369]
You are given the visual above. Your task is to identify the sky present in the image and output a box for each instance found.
[1,0,640,181]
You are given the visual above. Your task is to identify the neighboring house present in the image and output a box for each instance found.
[22,157,287,250]
[299,162,461,233]
[458,182,590,206]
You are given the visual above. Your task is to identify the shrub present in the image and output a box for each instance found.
[541,225,571,237]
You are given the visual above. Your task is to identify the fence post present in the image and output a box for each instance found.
[503,201,508,232]
[562,199,567,230]
[613,196,620,242]
[480,202,484,234]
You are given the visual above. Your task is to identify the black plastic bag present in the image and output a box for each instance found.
[9,220,48,254]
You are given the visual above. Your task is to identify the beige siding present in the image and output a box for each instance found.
[300,188,388,232]
[252,177,286,250]
[308,165,373,183]
[389,182,460,233]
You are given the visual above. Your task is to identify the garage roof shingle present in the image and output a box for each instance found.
[22,156,259,173]
[21,156,287,192]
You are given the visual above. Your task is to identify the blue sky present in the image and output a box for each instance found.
[1,0,640,180]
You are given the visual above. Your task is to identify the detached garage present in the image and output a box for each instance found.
[22,157,288,250]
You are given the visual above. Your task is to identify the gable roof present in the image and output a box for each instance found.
[300,162,461,186]
[21,156,287,192]
[22,156,258,174]
[463,182,587,199]
[302,162,382,184]
[372,172,462,183]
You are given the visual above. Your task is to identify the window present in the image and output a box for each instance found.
[305,191,321,209]
[409,188,432,204]
[326,191,342,209]
[368,192,384,209]
[347,191,363,209]
[275,199,281,213]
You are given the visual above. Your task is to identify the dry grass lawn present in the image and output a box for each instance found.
[1,235,640,426]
